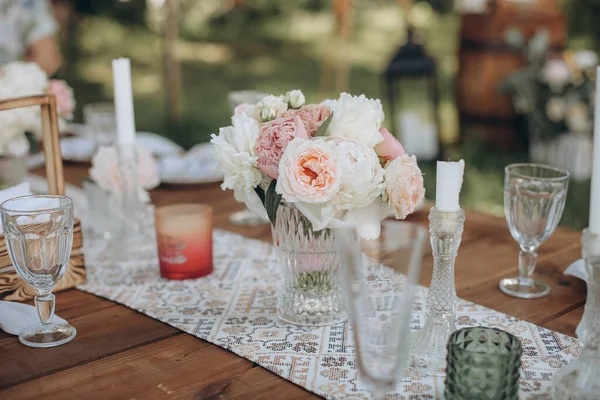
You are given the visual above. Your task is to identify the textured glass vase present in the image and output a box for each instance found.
[273,203,347,326]
[445,327,522,400]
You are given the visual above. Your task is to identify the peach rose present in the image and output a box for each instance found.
[384,155,425,219]
[375,128,405,163]
[284,104,332,136]
[255,115,309,179]
[276,138,341,204]
[48,80,75,120]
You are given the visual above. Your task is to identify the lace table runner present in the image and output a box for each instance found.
[78,230,579,399]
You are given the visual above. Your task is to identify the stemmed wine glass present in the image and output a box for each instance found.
[336,221,427,399]
[0,195,77,347]
[227,90,270,226]
[500,163,569,298]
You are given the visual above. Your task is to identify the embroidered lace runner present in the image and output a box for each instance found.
[78,230,579,399]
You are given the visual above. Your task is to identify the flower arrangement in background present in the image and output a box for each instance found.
[89,145,160,203]
[211,90,425,239]
[500,30,597,141]
[0,62,75,157]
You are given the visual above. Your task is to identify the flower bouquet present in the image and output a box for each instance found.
[0,62,75,188]
[211,90,425,325]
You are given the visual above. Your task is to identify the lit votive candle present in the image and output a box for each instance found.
[155,204,213,280]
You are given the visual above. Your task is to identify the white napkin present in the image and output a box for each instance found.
[564,259,587,283]
[0,182,33,234]
[0,301,67,335]
[60,137,97,161]
[137,132,184,157]
[158,143,223,184]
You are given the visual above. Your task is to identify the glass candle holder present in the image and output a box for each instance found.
[155,204,213,280]
[445,327,522,400]
[83,102,117,146]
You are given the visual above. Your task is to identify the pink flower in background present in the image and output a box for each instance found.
[375,128,405,163]
[276,138,340,204]
[284,104,331,136]
[383,155,425,219]
[255,115,309,179]
[48,80,75,120]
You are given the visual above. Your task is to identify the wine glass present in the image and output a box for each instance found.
[227,90,270,226]
[0,195,77,347]
[336,221,427,399]
[500,163,569,299]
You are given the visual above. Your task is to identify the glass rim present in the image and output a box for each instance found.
[0,194,74,214]
[505,163,570,182]
[448,326,522,353]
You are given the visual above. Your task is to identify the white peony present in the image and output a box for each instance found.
[542,59,571,92]
[324,93,384,148]
[574,50,598,71]
[210,123,263,212]
[333,140,384,210]
[258,95,288,122]
[284,89,306,109]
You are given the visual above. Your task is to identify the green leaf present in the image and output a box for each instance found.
[254,186,266,207]
[314,111,333,137]
[265,179,282,227]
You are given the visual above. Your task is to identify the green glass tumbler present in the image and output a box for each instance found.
[445,327,523,400]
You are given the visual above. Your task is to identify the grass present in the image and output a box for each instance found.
[61,8,590,230]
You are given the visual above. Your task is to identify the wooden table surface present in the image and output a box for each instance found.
[0,164,586,399]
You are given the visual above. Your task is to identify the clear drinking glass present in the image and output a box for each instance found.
[501,163,569,298]
[227,90,270,226]
[0,195,77,347]
[336,221,427,400]
[83,102,117,146]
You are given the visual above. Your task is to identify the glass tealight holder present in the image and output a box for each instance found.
[445,327,522,400]
[155,204,213,280]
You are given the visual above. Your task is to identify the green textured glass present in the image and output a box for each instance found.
[445,327,523,400]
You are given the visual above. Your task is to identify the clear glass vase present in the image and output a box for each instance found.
[272,203,347,326]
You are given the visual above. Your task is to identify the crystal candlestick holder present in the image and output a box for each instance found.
[103,145,152,263]
[551,228,600,399]
[411,206,465,376]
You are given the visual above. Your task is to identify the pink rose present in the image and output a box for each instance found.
[284,104,332,136]
[255,115,309,179]
[384,155,425,219]
[48,80,75,120]
[276,138,340,204]
[375,128,405,163]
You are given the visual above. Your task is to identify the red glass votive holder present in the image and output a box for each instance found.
[155,204,213,280]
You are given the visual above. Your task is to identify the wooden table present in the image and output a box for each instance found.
[0,164,586,399]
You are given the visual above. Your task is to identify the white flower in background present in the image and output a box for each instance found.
[210,125,262,208]
[258,95,288,122]
[233,103,261,122]
[542,59,571,92]
[333,140,384,209]
[90,145,160,203]
[325,93,384,148]
[546,97,566,122]
[284,89,306,109]
[2,130,30,157]
[574,50,598,71]
[566,103,592,133]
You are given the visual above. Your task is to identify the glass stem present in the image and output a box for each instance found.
[35,293,56,325]
[518,247,537,286]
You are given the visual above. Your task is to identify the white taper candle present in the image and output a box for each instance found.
[589,66,600,234]
[112,58,136,146]
[435,159,465,212]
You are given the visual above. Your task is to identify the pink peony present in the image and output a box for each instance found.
[284,104,331,136]
[276,138,340,204]
[375,128,405,164]
[255,115,309,179]
[383,155,425,219]
[47,80,75,120]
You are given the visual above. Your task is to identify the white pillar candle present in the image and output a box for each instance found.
[589,67,600,234]
[112,58,136,146]
[436,159,465,212]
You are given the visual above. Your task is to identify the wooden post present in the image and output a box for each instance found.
[0,95,64,195]
[163,0,182,128]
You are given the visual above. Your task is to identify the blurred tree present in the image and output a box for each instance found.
[565,0,600,50]
[72,0,147,26]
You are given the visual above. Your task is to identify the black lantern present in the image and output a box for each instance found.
[383,27,442,162]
